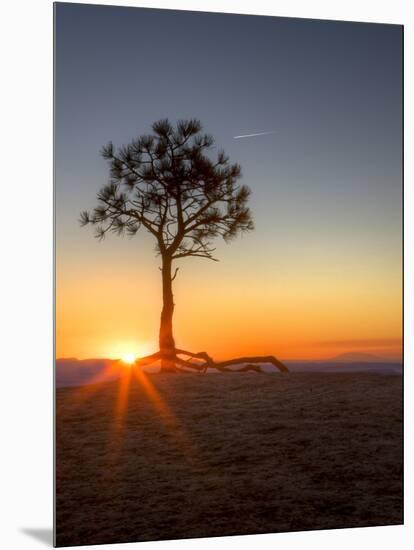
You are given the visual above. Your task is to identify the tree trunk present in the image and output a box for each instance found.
[159,255,177,372]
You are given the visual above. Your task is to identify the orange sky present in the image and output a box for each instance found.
[56,233,402,362]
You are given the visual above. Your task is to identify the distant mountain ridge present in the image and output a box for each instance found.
[56,358,122,387]
[56,356,402,388]
[325,352,400,363]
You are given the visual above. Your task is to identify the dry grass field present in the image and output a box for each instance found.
[56,372,403,546]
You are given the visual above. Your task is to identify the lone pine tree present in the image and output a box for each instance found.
[80,119,288,373]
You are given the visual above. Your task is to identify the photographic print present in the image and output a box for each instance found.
[54,3,403,546]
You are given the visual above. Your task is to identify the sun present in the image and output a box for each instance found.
[121,352,136,365]
[105,340,155,365]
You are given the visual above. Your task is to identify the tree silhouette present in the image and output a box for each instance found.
[80,119,288,373]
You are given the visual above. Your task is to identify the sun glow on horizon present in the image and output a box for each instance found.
[99,340,156,364]
[121,352,137,365]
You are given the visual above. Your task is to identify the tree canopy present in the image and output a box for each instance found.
[80,118,254,262]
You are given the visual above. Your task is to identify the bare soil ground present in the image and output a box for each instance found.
[56,372,403,546]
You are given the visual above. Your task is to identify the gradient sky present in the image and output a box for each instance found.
[55,3,402,361]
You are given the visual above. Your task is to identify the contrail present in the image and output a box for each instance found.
[233,130,275,139]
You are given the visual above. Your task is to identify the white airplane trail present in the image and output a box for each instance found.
[233,130,275,139]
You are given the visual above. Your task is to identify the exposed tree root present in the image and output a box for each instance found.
[135,351,161,367]
[215,355,289,373]
[132,349,289,373]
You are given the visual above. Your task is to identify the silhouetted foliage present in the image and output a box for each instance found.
[80,118,254,261]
